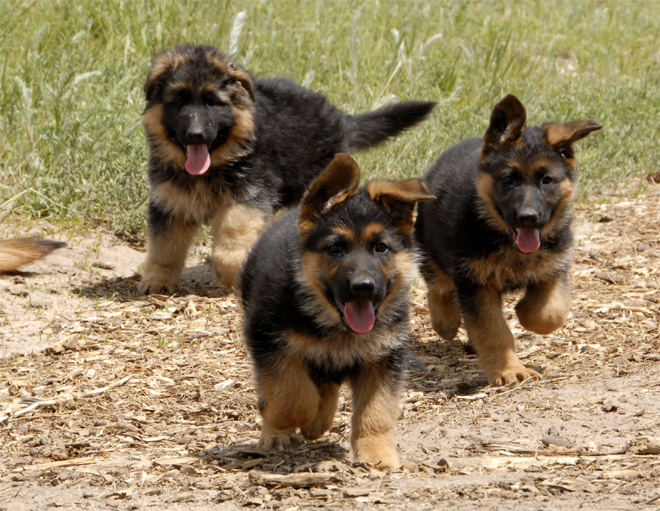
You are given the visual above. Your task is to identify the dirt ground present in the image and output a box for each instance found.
[1,187,659,511]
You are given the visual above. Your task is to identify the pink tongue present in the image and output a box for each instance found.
[185,145,211,175]
[344,301,376,334]
[515,228,541,253]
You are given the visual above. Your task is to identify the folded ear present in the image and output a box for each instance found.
[483,94,527,154]
[228,63,255,102]
[542,120,602,148]
[299,153,361,237]
[366,179,436,235]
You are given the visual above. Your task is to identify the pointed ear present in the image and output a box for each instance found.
[366,179,436,235]
[542,120,602,148]
[299,153,361,237]
[483,94,527,153]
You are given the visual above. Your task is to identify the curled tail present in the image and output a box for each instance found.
[345,100,436,151]
[0,237,66,272]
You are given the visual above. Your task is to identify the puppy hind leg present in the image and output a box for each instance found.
[425,264,462,340]
[211,203,268,290]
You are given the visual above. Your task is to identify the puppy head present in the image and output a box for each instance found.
[142,45,256,173]
[477,94,602,253]
[298,154,434,333]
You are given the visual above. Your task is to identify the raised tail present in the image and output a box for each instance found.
[345,100,436,151]
[0,237,66,272]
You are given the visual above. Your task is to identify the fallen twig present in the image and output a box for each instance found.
[13,376,131,417]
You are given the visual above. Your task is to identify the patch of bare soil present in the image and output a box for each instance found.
[1,188,659,510]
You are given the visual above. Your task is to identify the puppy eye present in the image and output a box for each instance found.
[327,243,345,256]
[206,94,224,107]
[541,175,554,185]
[374,242,389,254]
[501,175,514,186]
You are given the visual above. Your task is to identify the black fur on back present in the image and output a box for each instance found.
[144,45,436,216]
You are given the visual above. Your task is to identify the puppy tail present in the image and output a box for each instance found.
[345,101,436,151]
[0,237,66,273]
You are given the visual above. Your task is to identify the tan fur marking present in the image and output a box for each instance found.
[283,326,403,370]
[361,222,384,242]
[142,105,186,168]
[423,262,461,340]
[298,251,343,325]
[541,178,574,238]
[350,360,400,468]
[300,384,340,440]
[475,173,512,236]
[139,216,199,294]
[465,245,569,291]
[332,226,355,244]
[0,238,64,272]
[463,286,540,386]
[210,105,256,167]
[516,272,571,334]
[151,181,230,225]
[257,354,320,448]
[211,203,267,289]
[375,250,417,314]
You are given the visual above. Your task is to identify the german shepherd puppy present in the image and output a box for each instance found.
[240,153,434,468]
[139,45,436,294]
[0,238,66,273]
[415,94,601,386]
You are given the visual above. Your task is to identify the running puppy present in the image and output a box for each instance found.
[0,238,66,273]
[415,94,601,386]
[241,153,434,468]
[139,45,436,294]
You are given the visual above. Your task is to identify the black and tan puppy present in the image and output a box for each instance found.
[0,238,66,273]
[138,44,436,294]
[240,153,434,468]
[415,94,601,386]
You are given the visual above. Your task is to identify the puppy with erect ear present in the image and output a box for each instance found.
[240,153,434,468]
[415,94,602,387]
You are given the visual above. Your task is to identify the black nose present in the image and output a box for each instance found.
[517,208,539,227]
[186,125,205,144]
[350,277,375,296]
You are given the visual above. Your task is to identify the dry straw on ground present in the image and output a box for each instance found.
[0,188,659,510]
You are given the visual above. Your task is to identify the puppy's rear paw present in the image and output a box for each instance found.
[489,364,540,387]
[137,278,177,295]
[258,428,301,451]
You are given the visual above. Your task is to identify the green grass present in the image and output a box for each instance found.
[1,0,658,238]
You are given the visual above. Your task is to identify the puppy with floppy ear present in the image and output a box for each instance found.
[416,94,601,386]
[138,45,437,295]
[241,153,434,468]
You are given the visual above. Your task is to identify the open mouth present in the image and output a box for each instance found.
[513,228,541,253]
[343,300,376,334]
[185,144,211,175]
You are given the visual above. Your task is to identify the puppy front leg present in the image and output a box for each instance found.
[138,202,199,294]
[459,283,540,386]
[257,354,320,450]
[516,271,571,335]
[350,359,402,469]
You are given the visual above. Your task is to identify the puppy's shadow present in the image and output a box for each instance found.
[73,263,231,301]
[199,441,350,473]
